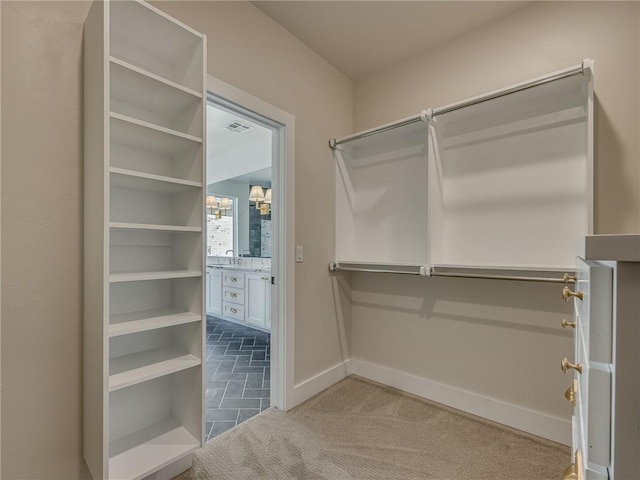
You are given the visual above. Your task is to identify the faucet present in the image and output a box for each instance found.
[225,250,236,265]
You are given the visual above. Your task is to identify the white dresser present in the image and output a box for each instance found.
[563,235,640,480]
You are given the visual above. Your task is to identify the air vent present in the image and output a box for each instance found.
[222,121,252,134]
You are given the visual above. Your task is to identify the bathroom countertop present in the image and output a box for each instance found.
[206,265,271,273]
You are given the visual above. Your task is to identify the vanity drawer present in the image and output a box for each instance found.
[223,271,245,288]
[222,302,244,321]
[223,286,244,305]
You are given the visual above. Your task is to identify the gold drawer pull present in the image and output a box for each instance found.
[230,293,238,298]
[230,308,238,314]
[563,273,577,283]
[564,379,577,406]
[231,278,238,282]
[561,319,576,329]
[562,286,583,302]
[561,357,582,374]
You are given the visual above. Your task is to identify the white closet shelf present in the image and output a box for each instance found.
[110,270,202,283]
[110,113,201,157]
[111,55,202,102]
[110,309,201,337]
[109,347,201,392]
[109,417,199,480]
[110,167,202,194]
[110,222,202,233]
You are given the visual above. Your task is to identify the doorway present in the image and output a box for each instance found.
[204,88,291,441]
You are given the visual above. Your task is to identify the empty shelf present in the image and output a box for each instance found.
[110,113,201,158]
[109,347,201,392]
[109,417,199,480]
[110,222,202,233]
[110,168,202,194]
[110,309,201,337]
[110,270,202,283]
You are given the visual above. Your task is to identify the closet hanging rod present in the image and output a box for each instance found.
[328,262,428,276]
[329,110,428,148]
[429,271,569,284]
[432,59,589,117]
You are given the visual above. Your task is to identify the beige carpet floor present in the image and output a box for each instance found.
[175,376,569,480]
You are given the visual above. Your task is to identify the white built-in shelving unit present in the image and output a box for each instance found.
[84,1,206,478]
[330,61,593,281]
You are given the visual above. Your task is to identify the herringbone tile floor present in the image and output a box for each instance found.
[205,316,271,442]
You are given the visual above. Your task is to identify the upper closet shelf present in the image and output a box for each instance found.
[110,0,204,92]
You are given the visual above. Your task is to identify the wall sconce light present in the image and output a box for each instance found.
[264,188,272,205]
[219,197,232,211]
[260,203,270,215]
[249,185,265,204]
[206,195,218,214]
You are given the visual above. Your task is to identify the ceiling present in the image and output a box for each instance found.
[252,1,531,80]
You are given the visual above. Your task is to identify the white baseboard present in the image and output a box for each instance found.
[291,359,352,407]
[350,358,570,446]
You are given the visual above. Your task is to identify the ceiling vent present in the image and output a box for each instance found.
[223,121,252,134]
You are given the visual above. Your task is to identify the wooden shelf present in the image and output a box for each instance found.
[109,418,199,480]
[110,270,202,283]
[110,167,202,194]
[110,222,202,233]
[110,309,201,337]
[110,113,201,158]
[109,347,201,392]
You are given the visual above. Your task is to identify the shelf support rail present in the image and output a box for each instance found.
[329,262,576,284]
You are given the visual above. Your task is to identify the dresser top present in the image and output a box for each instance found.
[578,234,640,262]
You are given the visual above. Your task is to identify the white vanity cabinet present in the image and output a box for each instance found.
[208,267,271,331]
[562,235,640,480]
[245,273,271,329]
[206,267,222,316]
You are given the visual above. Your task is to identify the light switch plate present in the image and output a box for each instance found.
[296,246,303,263]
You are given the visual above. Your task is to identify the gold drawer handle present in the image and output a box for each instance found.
[230,293,238,298]
[561,319,576,329]
[562,286,583,302]
[230,308,238,314]
[564,379,577,406]
[561,357,582,374]
[563,273,577,283]
[231,278,238,282]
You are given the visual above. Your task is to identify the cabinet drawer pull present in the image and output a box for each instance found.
[230,293,238,298]
[230,308,238,314]
[230,277,238,282]
[563,273,577,284]
[564,379,577,406]
[561,357,582,374]
[562,286,583,302]
[561,319,576,329]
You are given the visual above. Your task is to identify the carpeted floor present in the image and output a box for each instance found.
[175,376,569,480]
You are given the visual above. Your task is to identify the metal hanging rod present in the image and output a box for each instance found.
[328,59,591,149]
[329,262,575,284]
[430,271,568,284]
[329,111,428,149]
[432,60,589,117]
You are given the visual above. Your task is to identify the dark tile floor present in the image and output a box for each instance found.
[205,316,271,442]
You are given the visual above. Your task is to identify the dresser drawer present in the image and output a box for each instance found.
[223,271,245,288]
[223,286,244,305]
[222,302,244,321]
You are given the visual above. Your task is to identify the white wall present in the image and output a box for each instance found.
[349,1,639,443]
[1,1,352,477]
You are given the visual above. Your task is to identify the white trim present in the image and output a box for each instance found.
[291,360,352,407]
[206,75,296,411]
[350,358,571,445]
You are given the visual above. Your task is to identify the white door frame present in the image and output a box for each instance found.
[206,75,296,411]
